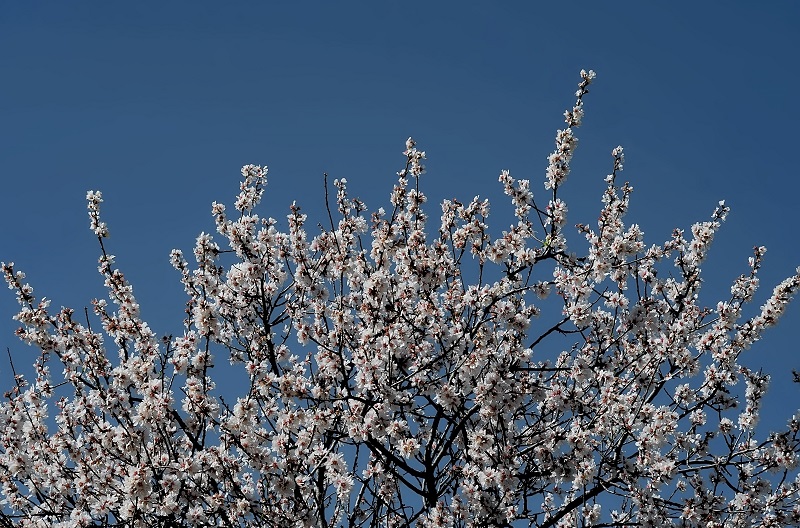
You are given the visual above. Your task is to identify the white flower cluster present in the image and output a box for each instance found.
[86,190,109,238]
[2,70,800,527]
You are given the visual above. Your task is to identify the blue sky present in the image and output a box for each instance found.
[2,3,799,433]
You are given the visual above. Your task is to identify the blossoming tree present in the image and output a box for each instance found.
[2,70,800,528]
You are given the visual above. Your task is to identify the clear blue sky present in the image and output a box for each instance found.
[1,3,799,432]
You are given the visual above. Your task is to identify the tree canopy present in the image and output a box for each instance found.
[2,71,800,528]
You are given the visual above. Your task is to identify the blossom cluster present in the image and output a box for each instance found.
[2,71,800,527]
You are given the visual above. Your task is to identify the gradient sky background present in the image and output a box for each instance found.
[2,3,799,436]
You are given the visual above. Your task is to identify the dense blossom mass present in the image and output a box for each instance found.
[2,70,800,527]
